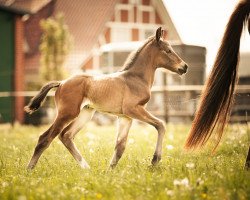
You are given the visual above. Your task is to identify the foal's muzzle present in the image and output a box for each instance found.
[178,64,188,75]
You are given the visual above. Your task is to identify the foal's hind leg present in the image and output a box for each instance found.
[27,112,78,169]
[110,117,132,168]
[59,108,95,169]
[124,106,165,165]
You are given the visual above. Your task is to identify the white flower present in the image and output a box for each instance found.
[166,189,174,196]
[186,162,195,169]
[173,178,189,187]
[181,178,189,187]
[86,132,95,140]
[128,138,135,144]
[168,132,174,140]
[87,141,94,146]
[173,179,181,186]
[166,145,174,150]
[143,130,149,136]
[196,177,204,186]
[2,182,9,187]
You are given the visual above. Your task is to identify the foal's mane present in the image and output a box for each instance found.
[122,36,154,71]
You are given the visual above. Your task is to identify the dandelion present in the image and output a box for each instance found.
[89,148,94,153]
[96,193,103,199]
[166,145,174,150]
[186,162,195,169]
[201,193,207,199]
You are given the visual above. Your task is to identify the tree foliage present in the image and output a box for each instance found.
[39,14,72,82]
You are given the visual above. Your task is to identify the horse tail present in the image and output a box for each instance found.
[185,0,250,150]
[248,12,250,33]
[24,81,60,114]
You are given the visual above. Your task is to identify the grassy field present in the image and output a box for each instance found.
[0,122,249,200]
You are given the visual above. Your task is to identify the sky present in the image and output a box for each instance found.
[164,0,250,73]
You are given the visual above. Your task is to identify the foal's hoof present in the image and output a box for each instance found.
[26,164,35,170]
[79,160,90,169]
[109,163,117,170]
[151,154,161,165]
[245,162,250,170]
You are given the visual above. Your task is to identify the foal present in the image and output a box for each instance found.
[25,27,188,169]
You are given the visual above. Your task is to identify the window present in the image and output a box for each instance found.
[120,9,129,22]
[136,5,155,24]
[129,0,141,5]
[111,28,131,42]
[115,4,133,22]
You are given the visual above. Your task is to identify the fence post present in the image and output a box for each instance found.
[163,73,168,122]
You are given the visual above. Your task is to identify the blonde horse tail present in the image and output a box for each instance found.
[24,81,60,114]
[185,0,250,150]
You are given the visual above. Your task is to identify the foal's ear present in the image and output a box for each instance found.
[156,27,162,43]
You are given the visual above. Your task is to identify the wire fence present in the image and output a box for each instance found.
[150,85,250,123]
[0,85,249,124]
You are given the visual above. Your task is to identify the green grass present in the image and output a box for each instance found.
[0,122,249,200]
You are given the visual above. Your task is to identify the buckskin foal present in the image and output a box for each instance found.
[25,27,188,169]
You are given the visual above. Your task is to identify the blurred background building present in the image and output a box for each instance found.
[0,0,248,124]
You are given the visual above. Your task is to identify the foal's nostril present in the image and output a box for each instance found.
[184,64,188,71]
[178,68,185,74]
[178,64,188,75]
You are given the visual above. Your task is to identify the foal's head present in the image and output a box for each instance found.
[152,27,188,75]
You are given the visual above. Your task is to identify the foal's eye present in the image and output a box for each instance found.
[165,49,171,54]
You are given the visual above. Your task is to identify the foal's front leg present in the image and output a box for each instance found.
[110,117,132,168]
[124,106,165,165]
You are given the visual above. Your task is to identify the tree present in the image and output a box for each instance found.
[39,14,72,82]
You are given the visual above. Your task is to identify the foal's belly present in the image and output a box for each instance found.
[86,99,123,115]
[85,76,125,115]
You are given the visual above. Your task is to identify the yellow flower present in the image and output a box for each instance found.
[201,193,207,199]
[96,193,103,199]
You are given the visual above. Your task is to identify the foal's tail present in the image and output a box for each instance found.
[24,81,60,114]
[185,0,250,150]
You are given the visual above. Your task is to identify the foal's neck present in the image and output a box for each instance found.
[125,50,156,88]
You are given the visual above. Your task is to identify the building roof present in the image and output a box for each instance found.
[54,0,118,72]
[22,0,182,76]
[0,0,51,14]
[152,0,181,42]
